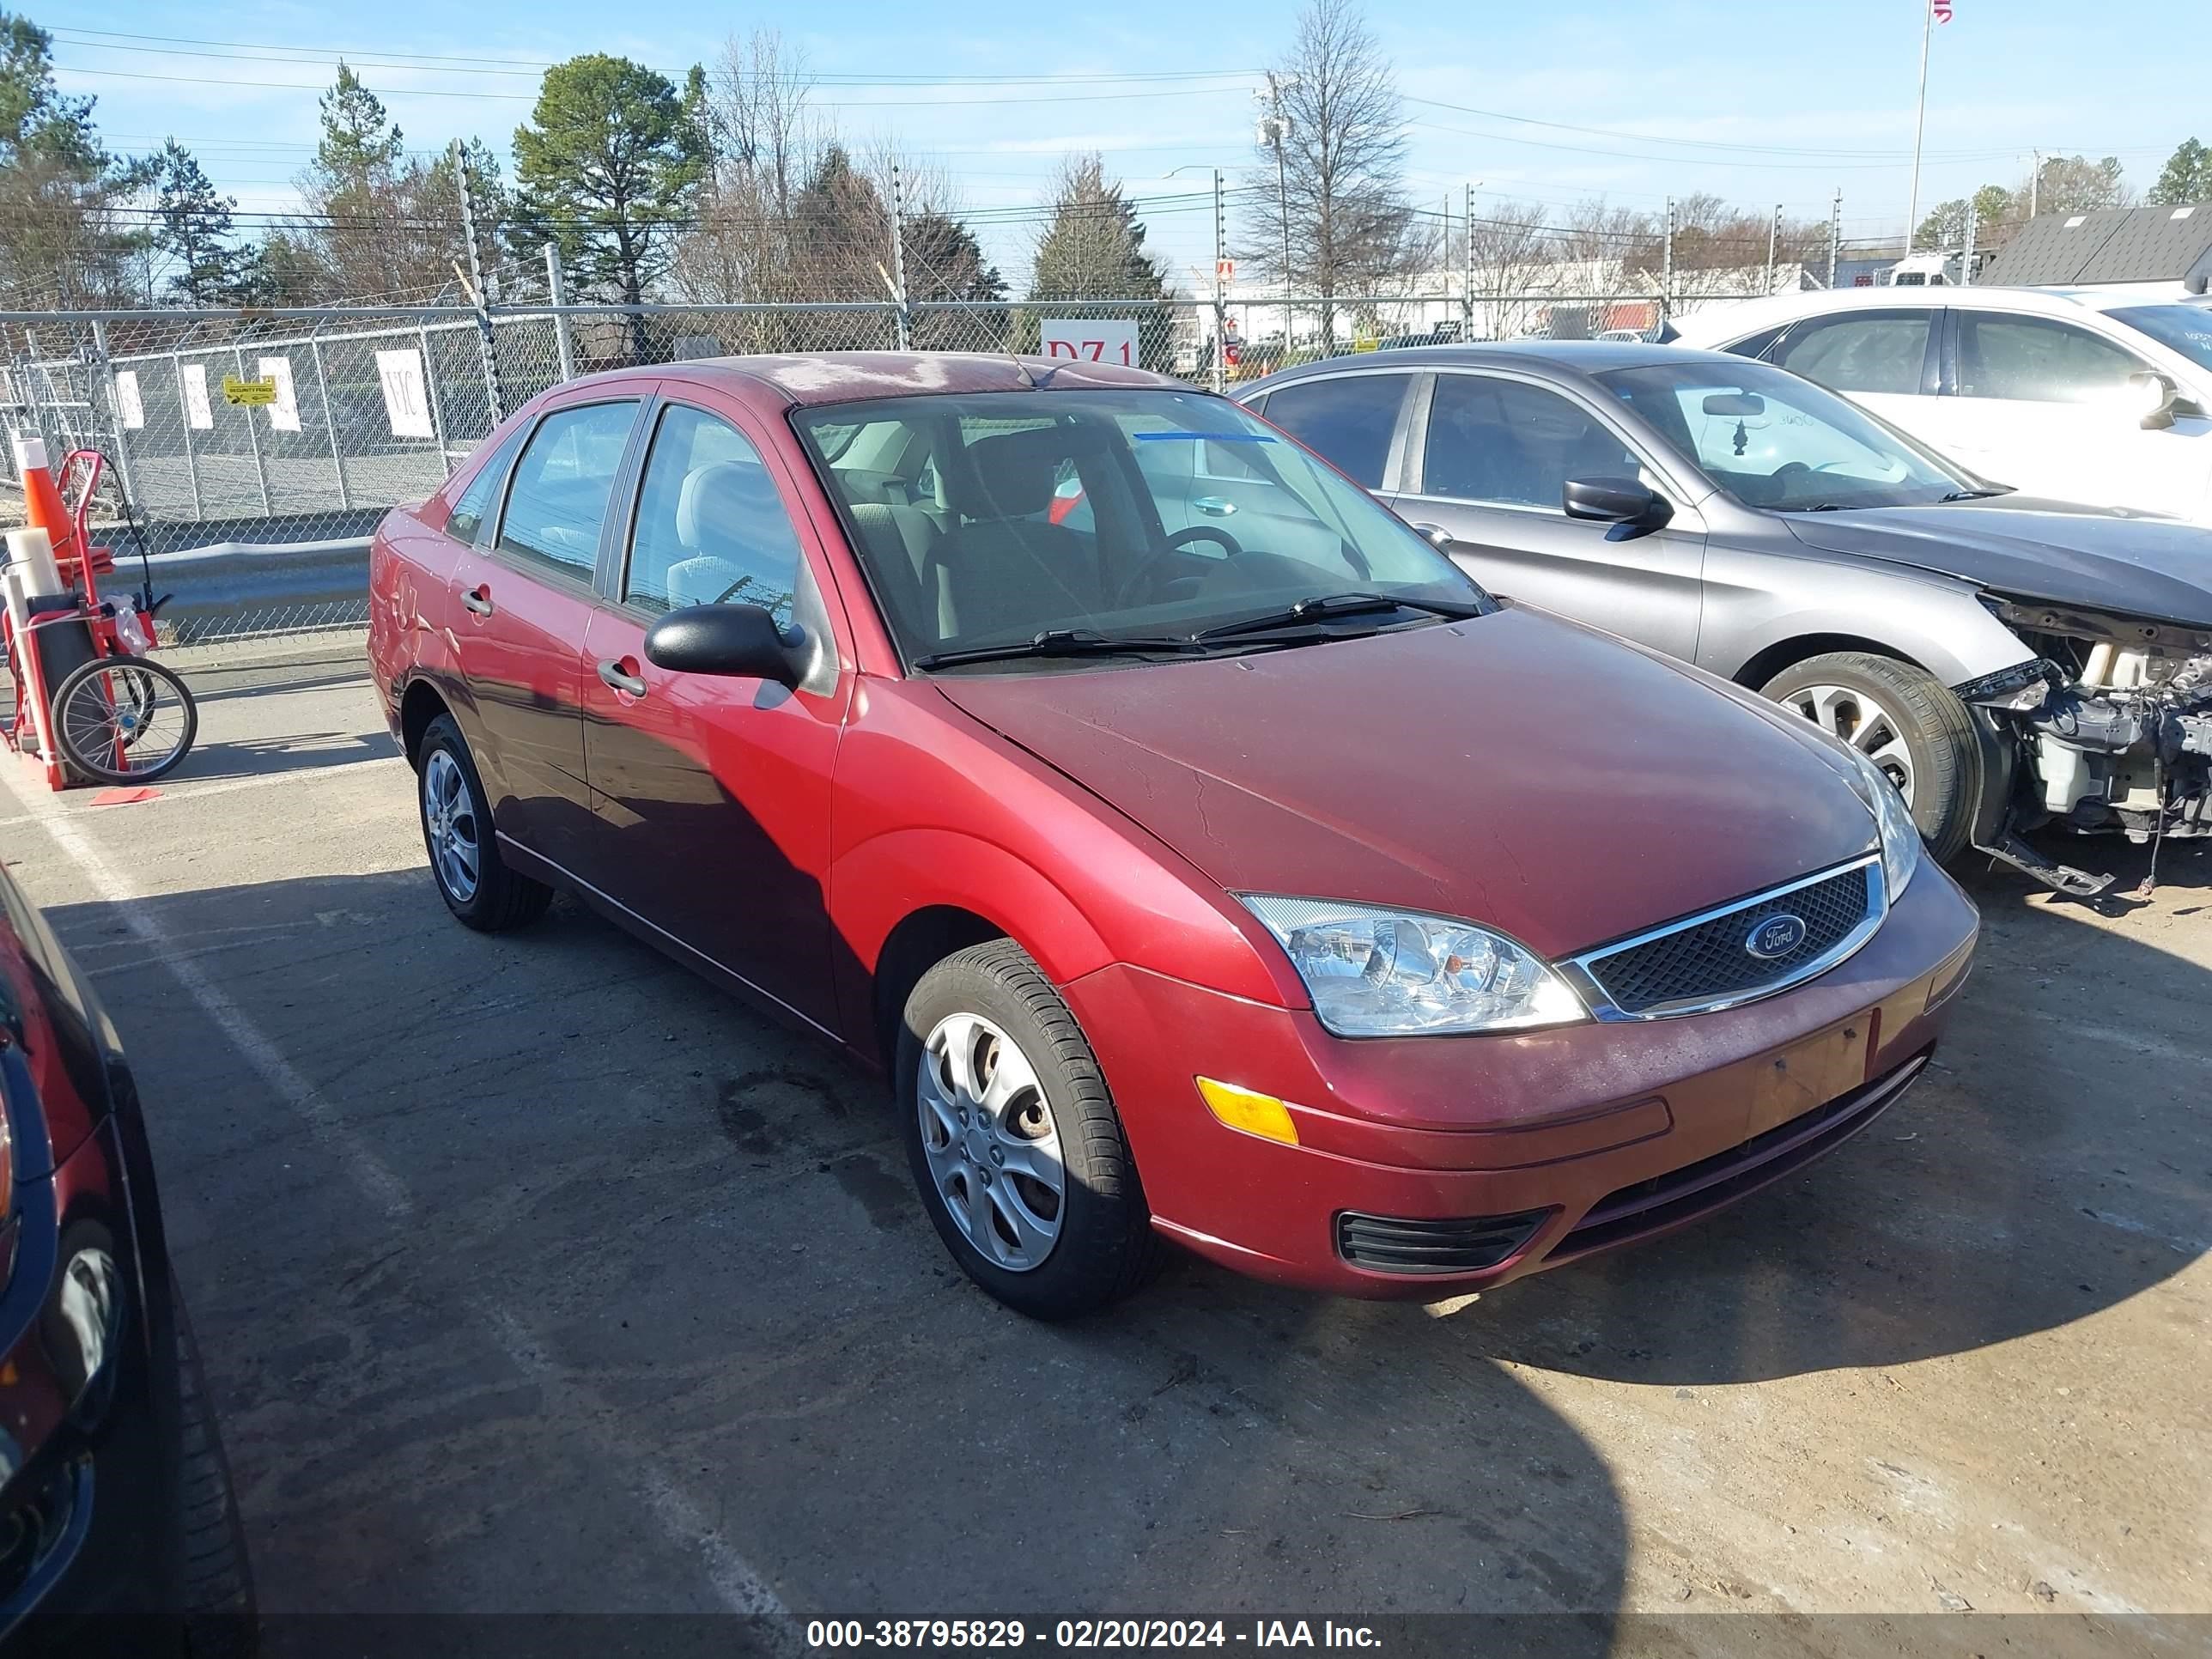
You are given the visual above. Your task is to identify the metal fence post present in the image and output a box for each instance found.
[1462,183,1476,340]
[307,328,351,509]
[1210,169,1227,395]
[231,343,273,515]
[418,325,449,463]
[888,163,912,351]
[544,245,576,383]
[454,140,506,423]
[1827,189,1842,289]
[1962,200,1977,286]
[173,350,204,520]
[1661,197,1675,324]
[88,318,140,514]
[1765,204,1781,295]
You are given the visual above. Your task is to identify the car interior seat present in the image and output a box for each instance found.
[665,459,774,610]
[924,426,1105,643]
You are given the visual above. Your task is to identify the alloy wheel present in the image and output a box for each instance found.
[422,749,481,903]
[915,1012,1066,1273]
[1781,682,1917,810]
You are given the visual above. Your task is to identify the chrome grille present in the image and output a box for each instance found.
[1567,859,1882,1019]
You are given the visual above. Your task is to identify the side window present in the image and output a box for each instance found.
[1261,374,1410,489]
[1958,314,2147,403]
[624,404,804,624]
[445,425,527,545]
[1773,313,1932,396]
[1421,374,1640,509]
[495,401,638,576]
[1721,324,1788,362]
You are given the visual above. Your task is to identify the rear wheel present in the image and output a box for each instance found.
[1762,651,1980,861]
[898,940,1163,1319]
[416,715,552,932]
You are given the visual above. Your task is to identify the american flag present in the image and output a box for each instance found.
[1933,0,1954,20]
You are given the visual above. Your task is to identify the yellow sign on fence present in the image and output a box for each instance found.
[222,375,277,407]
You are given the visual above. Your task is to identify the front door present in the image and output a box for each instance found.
[1395,370,1705,660]
[1930,309,2212,517]
[451,396,643,871]
[579,398,852,1033]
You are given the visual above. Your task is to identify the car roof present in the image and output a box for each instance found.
[1250,339,1731,386]
[1668,281,2212,343]
[562,350,1187,410]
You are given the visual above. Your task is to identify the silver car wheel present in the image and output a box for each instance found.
[1783,682,1917,810]
[915,1012,1065,1273]
[422,749,481,903]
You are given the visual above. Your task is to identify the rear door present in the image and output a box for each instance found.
[1765,307,1943,453]
[1248,368,1419,493]
[578,396,853,1033]
[451,395,645,872]
[1393,369,1705,659]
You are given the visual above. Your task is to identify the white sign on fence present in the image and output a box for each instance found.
[374,349,434,439]
[179,363,214,430]
[258,355,302,433]
[1037,318,1139,368]
[113,370,144,430]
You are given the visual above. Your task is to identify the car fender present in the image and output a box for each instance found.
[1699,542,2033,687]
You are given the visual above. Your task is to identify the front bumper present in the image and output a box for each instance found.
[1064,862,1980,1298]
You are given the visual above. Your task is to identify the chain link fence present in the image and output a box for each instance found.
[0,281,1717,643]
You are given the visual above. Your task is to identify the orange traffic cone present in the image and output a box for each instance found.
[10,434,79,571]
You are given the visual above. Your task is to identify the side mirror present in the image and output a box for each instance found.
[2130,370,2179,430]
[1563,476,1674,539]
[644,603,806,684]
[1407,520,1455,550]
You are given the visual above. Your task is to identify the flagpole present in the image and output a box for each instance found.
[1905,0,1934,251]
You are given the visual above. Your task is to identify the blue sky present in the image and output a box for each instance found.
[48,0,2211,286]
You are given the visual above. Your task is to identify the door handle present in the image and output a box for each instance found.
[461,586,494,616]
[596,659,647,698]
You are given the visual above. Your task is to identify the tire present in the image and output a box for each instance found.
[416,714,553,932]
[1762,651,1981,862]
[174,1285,257,1659]
[897,940,1164,1320]
[50,655,198,786]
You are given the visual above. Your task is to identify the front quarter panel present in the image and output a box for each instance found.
[1698,533,2032,686]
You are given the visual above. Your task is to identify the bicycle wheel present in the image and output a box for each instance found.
[51,655,198,785]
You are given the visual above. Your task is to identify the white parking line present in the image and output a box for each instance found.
[0,753,803,1637]
[0,754,406,830]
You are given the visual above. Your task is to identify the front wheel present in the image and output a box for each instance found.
[51,655,198,785]
[898,940,1163,1319]
[1762,651,1980,861]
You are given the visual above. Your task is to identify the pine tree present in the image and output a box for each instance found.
[151,139,240,302]
[0,9,150,306]
[2148,139,2212,208]
[1026,155,1171,368]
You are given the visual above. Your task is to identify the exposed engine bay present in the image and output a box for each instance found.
[1956,598,2212,896]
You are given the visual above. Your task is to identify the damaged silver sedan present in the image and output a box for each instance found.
[1235,343,2212,895]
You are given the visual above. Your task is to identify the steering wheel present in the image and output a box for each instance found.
[1115,523,1247,605]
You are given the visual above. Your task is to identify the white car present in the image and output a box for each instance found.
[1670,286,2212,523]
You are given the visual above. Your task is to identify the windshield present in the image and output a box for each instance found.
[2110,304,2212,374]
[1595,359,1972,511]
[793,388,1486,666]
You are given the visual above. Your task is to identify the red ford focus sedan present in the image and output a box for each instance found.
[368,353,1978,1319]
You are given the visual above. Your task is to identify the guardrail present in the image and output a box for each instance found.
[134,535,372,647]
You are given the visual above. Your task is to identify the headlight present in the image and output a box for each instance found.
[1238,896,1587,1037]
[1841,744,1921,901]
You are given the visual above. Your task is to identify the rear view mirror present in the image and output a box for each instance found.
[1702,392,1765,416]
[644,603,807,684]
[1563,476,1673,540]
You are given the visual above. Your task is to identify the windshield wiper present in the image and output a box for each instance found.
[912,629,1207,670]
[1193,592,1483,642]
[1939,487,2014,501]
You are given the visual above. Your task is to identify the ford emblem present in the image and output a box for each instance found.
[1747,914,1808,960]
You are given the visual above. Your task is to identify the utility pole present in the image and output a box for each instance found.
[1211,167,1227,395]
[1662,196,1676,321]
[451,138,504,423]
[1827,188,1843,289]
[1257,74,1298,354]
[1765,203,1782,295]
[888,161,911,352]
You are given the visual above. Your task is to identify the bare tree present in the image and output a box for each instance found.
[1243,0,1419,347]
[1462,198,1558,341]
[674,30,827,313]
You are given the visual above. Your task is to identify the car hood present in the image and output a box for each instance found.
[933,607,1880,961]
[1782,501,2212,629]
